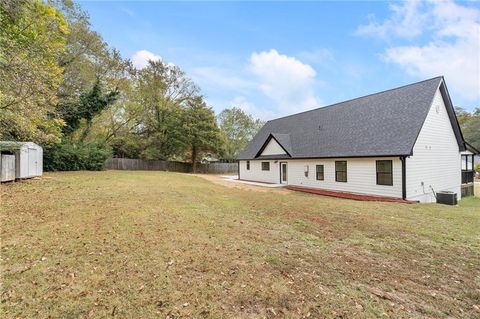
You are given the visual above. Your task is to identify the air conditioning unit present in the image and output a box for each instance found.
[436,191,457,205]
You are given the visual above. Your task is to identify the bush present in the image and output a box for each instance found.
[44,140,112,171]
[476,163,480,173]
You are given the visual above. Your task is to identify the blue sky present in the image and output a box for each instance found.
[79,0,480,119]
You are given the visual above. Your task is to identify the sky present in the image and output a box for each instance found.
[79,0,480,119]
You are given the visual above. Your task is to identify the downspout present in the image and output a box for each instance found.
[400,156,407,200]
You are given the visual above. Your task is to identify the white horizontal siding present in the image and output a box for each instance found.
[287,158,403,198]
[240,157,403,198]
[239,160,280,184]
[406,88,461,203]
[261,139,286,156]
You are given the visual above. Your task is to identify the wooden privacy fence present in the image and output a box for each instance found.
[105,158,238,174]
[194,162,238,174]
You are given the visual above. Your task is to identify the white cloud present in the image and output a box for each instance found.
[297,48,334,66]
[228,96,276,120]
[190,66,254,93]
[385,40,480,100]
[248,49,322,114]
[190,49,324,118]
[356,0,428,39]
[131,50,162,69]
[358,0,480,101]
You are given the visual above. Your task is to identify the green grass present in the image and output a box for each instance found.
[1,171,479,318]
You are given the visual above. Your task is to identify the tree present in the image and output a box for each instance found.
[456,107,480,151]
[44,80,117,171]
[52,0,131,99]
[1,0,230,172]
[184,97,222,172]
[57,79,119,140]
[455,107,472,127]
[0,0,68,144]
[52,0,131,141]
[217,107,264,161]
[130,60,200,160]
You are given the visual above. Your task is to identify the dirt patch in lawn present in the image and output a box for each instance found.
[194,174,290,194]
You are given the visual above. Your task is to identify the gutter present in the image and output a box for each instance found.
[239,154,410,161]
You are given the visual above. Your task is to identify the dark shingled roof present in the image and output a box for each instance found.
[238,77,465,160]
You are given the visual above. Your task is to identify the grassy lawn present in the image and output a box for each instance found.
[1,171,479,318]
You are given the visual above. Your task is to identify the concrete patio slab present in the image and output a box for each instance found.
[221,176,286,188]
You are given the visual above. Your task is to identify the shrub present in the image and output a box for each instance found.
[476,163,480,173]
[44,140,112,171]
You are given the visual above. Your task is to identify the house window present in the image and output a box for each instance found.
[335,161,347,182]
[376,160,393,186]
[246,160,250,170]
[261,162,270,171]
[316,165,324,180]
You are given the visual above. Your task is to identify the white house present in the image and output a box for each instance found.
[237,77,476,203]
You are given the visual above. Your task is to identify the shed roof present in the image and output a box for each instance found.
[238,77,465,160]
[0,141,41,151]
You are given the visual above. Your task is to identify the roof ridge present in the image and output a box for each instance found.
[267,76,444,123]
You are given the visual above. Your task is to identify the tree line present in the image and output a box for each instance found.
[0,0,263,171]
[4,1,476,173]
[455,107,480,152]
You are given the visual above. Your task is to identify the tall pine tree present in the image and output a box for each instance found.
[184,97,222,172]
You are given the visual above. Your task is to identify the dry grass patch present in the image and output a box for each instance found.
[1,171,479,318]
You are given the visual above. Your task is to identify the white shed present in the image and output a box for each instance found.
[0,141,43,179]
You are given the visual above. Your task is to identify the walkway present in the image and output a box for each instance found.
[222,176,286,188]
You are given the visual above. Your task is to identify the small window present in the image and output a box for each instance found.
[335,161,347,182]
[316,165,324,180]
[246,160,250,170]
[261,162,270,171]
[376,160,393,186]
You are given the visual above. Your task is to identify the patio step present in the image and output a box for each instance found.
[287,185,415,203]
